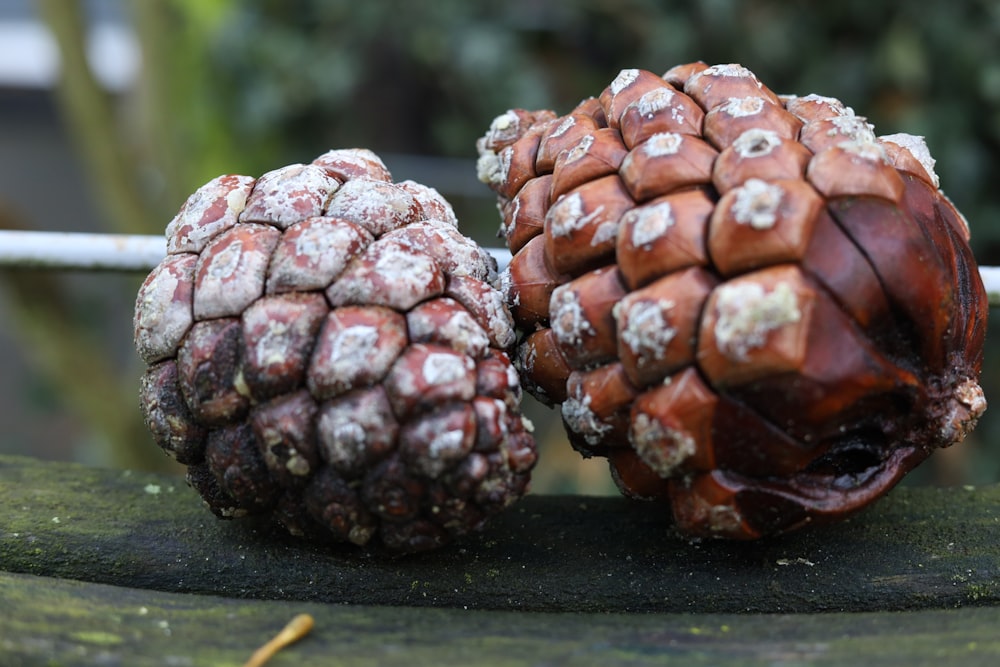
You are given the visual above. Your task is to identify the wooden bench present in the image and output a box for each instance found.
[1,453,998,664]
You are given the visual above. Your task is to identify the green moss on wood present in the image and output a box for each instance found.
[2,454,999,614]
[1,572,999,666]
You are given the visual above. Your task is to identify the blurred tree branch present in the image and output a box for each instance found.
[20,0,270,472]
[0,205,167,471]
[129,0,273,202]
[34,0,152,235]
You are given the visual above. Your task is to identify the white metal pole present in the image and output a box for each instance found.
[977,266,1000,308]
[0,230,513,274]
[1,230,999,307]
[0,231,167,272]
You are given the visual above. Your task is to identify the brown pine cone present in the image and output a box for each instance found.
[134,149,536,553]
[477,63,987,539]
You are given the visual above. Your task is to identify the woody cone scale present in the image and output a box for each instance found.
[477,62,988,539]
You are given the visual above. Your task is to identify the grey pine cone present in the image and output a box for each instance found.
[135,149,536,553]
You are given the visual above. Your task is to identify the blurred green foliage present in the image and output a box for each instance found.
[24,0,1000,484]
[193,0,1000,252]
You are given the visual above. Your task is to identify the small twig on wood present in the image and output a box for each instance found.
[243,614,314,667]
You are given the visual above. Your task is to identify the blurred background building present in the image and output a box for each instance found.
[2,0,999,490]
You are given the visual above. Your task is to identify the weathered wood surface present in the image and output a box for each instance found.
[2,454,999,614]
[2,570,998,667]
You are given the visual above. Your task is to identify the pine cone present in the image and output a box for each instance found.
[134,149,536,553]
[477,63,987,539]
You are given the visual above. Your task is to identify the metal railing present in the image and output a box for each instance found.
[2,229,999,306]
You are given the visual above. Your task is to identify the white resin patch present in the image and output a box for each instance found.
[428,429,466,460]
[630,412,695,477]
[799,93,847,111]
[642,132,684,157]
[252,319,291,368]
[314,148,392,182]
[785,93,851,120]
[840,138,888,164]
[713,280,800,361]
[610,68,641,95]
[241,164,339,229]
[687,64,759,96]
[448,278,516,349]
[375,242,427,281]
[420,310,489,358]
[880,132,940,188]
[310,313,408,400]
[499,268,518,306]
[722,96,765,118]
[327,179,418,237]
[590,218,620,248]
[292,224,325,258]
[520,415,535,433]
[548,192,606,238]
[826,115,876,143]
[422,352,470,386]
[476,150,502,186]
[707,504,745,534]
[505,363,520,393]
[732,128,782,158]
[206,239,243,280]
[731,178,784,230]
[515,341,536,375]
[284,451,312,477]
[497,148,513,184]
[550,286,596,347]
[549,115,577,139]
[476,145,511,187]
[485,110,522,146]
[316,390,395,474]
[319,410,366,466]
[166,175,254,254]
[385,221,492,282]
[635,87,676,118]
[618,298,677,363]
[561,392,612,446]
[134,255,195,363]
[397,180,458,226]
[361,242,440,309]
[957,378,987,414]
[626,201,676,247]
[328,412,365,444]
[403,411,474,478]
[268,219,370,291]
[330,324,380,367]
[194,228,276,320]
[703,63,755,79]
[503,196,521,239]
[564,134,595,164]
